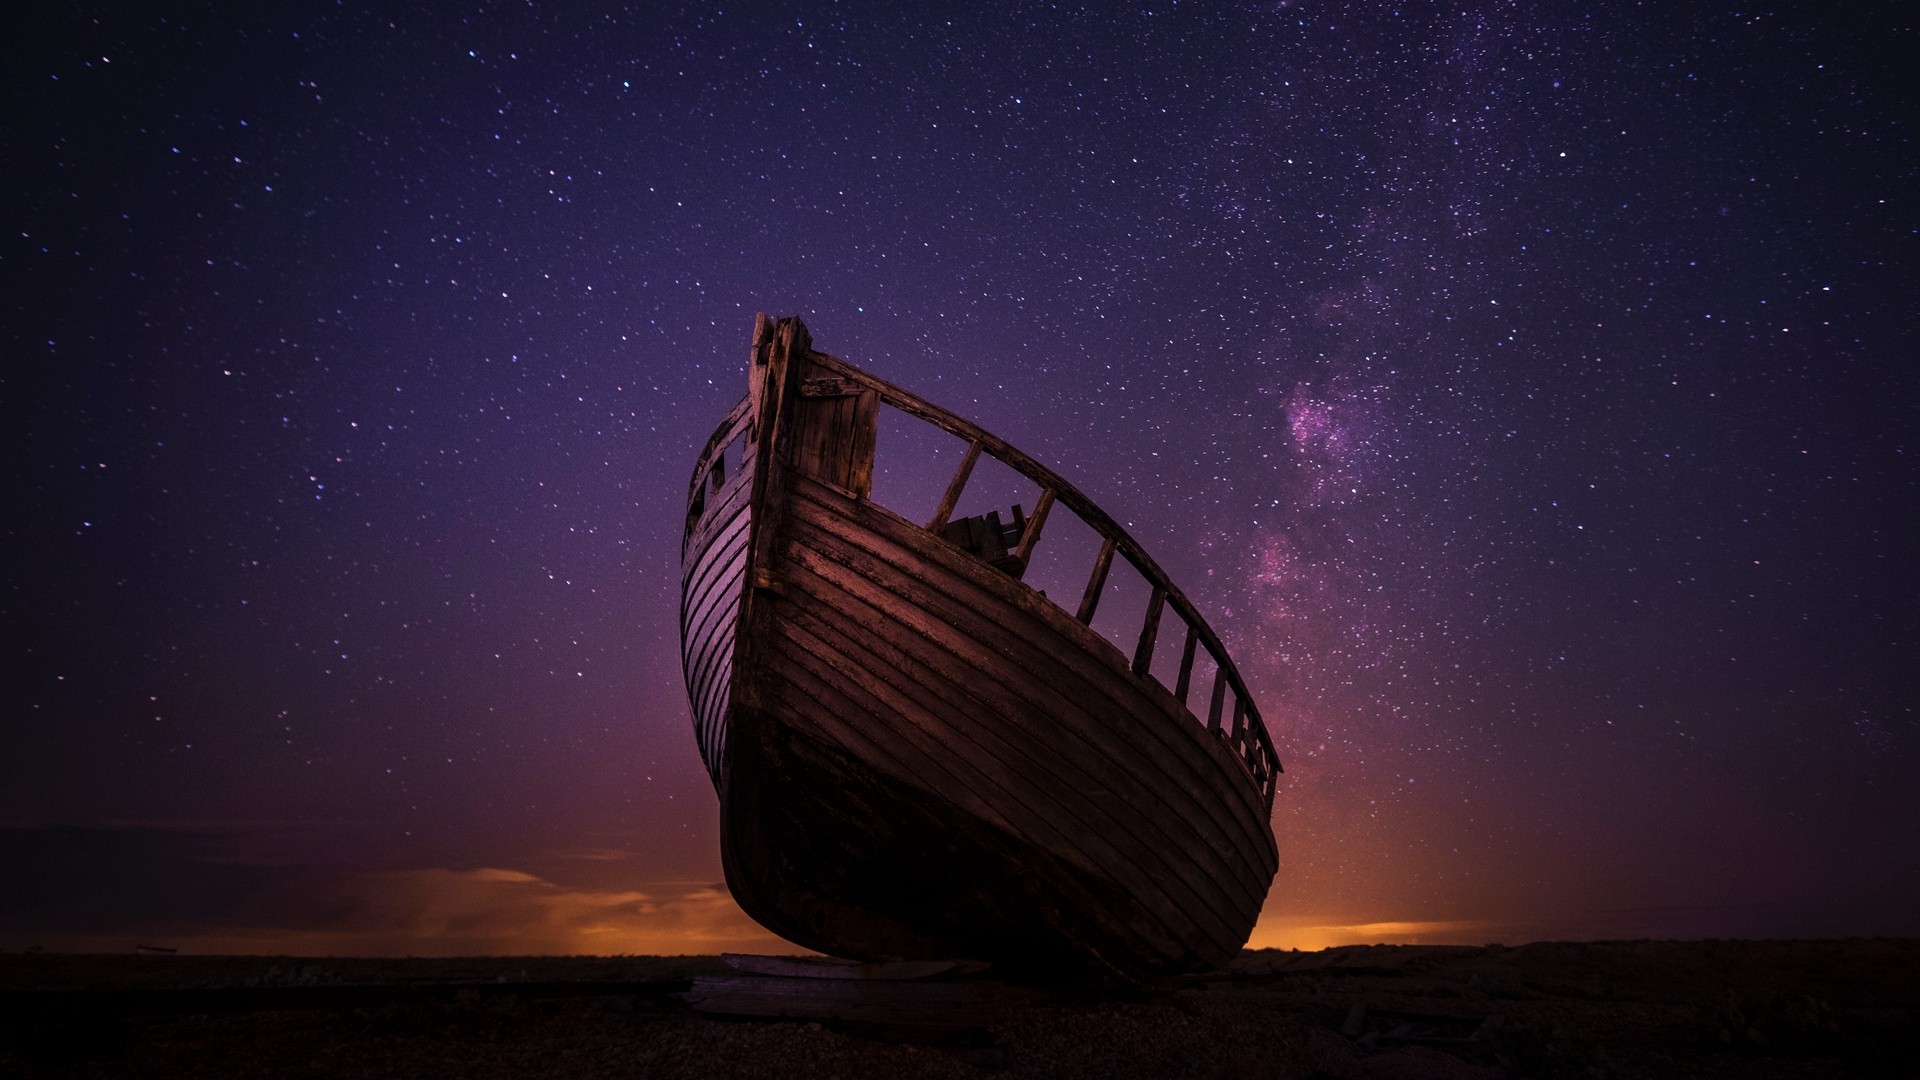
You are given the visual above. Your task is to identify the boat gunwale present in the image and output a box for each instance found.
[682,396,755,559]
[682,343,1282,809]
[781,472,1275,880]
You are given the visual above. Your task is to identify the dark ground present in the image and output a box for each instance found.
[2,940,1915,1078]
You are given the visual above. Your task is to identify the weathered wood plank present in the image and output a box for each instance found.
[741,661,1212,974]
[691,317,1280,984]
[782,480,1273,901]
[1076,537,1118,625]
[1134,587,1166,678]
[777,542,1269,927]
[702,338,1278,800]
[927,439,983,532]
[1011,487,1055,566]
[792,477,1275,850]
[681,498,750,611]
[790,494,1264,836]
[806,478,1274,841]
[802,351,1279,796]
[846,386,878,499]
[799,375,866,398]
[682,527,748,656]
[771,569,1247,957]
[1175,623,1199,705]
[682,452,754,785]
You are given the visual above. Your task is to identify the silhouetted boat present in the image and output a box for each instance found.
[681,314,1281,986]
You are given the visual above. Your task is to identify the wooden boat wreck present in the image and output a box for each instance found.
[681,314,1281,986]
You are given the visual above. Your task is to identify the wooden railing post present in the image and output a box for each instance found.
[1011,488,1055,565]
[1174,623,1198,704]
[1076,538,1118,625]
[926,439,983,532]
[1133,587,1166,677]
[847,376,1283,798]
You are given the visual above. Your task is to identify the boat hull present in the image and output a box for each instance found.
[680,317,1280,986]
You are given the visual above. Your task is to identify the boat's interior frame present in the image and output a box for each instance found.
[685,352,1282,811]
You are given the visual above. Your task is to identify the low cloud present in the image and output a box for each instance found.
[0,824,792,956]
[188,866,791,957]
[1249,916,1495,952]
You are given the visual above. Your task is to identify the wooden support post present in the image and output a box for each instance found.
[1174,623,1198,704]
[927,439,983,532]
[1010,488,1055,565]
[1208,670,1227,732]
[1133,587,1165,677]
[1231,695,1247,751]
[1075,537,1118,625]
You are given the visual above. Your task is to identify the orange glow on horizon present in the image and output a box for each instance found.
[7,866,801,958]
[1246,915,1501,953]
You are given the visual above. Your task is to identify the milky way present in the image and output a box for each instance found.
[5,3,1915,953]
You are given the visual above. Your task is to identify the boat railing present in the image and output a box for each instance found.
[683,395,754,554]
[682,361,1282,810]
[821,356,1282,810]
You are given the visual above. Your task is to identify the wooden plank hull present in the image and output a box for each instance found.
[681,432,752,787]
[681,316,1280,986]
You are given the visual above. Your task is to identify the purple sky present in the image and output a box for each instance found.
[5,2,1916,955]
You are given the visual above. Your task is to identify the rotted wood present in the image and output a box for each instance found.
[800,375,866,398]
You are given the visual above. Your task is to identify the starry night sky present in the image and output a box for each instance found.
[5,2,1916,955]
